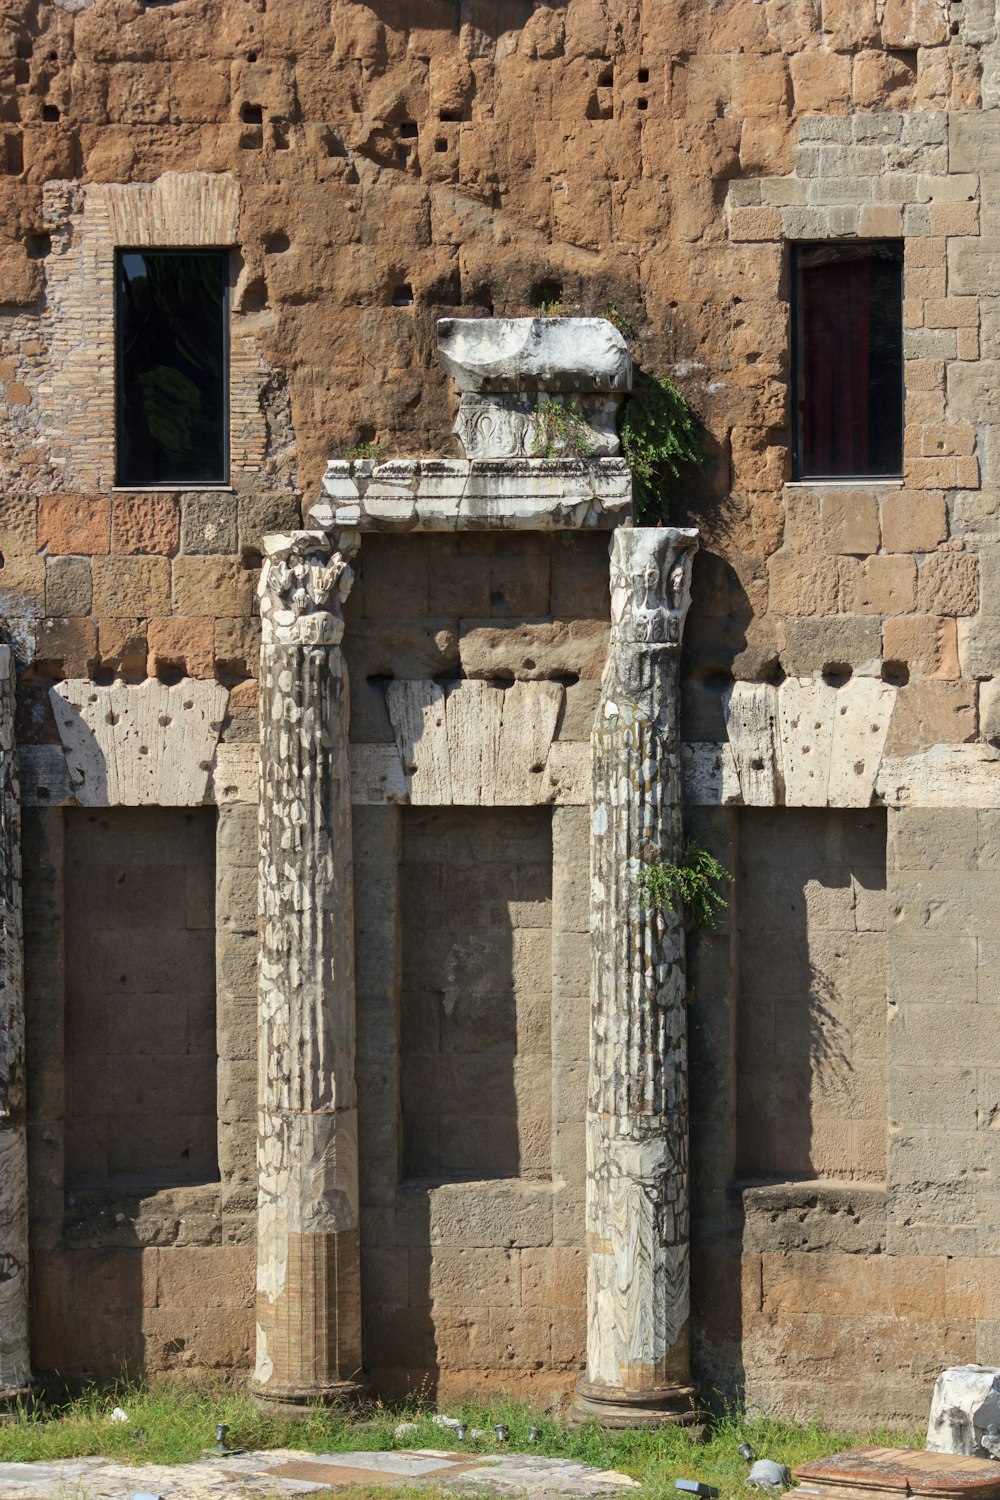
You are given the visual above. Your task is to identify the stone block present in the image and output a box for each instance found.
[141,1304,253,1369]
[882,0,949,45]
[92,557,171,617]
[729,206,783,241]
[147,617,215,679]
[217,930,260,1002]
[180,493,238,554]
[888,1065,979,1131]
[929,201,980,237]
[39,495,109,554]
[887,612,959,678]
[890,807,980,870]
[788,51,852,112]
[767,553,840,615]
[35,618,97,677]
[520,1246,586,1310]
[927,1364,1000,1454]
[96,617,147,676]
[217,861,256,931]
[846,555,916,614]
[155,1245,254,1309]
[172,557,254,617]
[917,551,979,616]
[820,490,880,554]
[880,491,947,552]
[781,616,881,676]
[950,238,1000,297]
[237,493,303,556]
[46,555,92,617]
[458,619,608,681]
[395,1180,553,1248]
[215,615,260,678]
[489,554,550,617]
[361,537,430,619]
[884,680,976,755]
[111,495,180,556]
[217,803,258,866]
[409,1247,519,1308]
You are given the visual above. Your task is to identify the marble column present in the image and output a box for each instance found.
[572,526,700,1429]
[0,645,31,1409]
[251,529,366,1409]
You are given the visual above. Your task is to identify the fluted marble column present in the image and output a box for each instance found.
[572,527,700,1429]
[0,645,31,1409]
[251,529,366,1409]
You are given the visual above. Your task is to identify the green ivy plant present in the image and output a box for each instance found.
[345,440,384,463]
[634,837,731,931]
[530,398,595,458]
[618,370,704,525]
[604,301,635,339]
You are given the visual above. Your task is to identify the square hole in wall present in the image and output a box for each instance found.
[399,807,552,1184]
[63,807,219,1189]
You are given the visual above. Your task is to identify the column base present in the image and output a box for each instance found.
[569,1376,700,1430]
[249,1375,368,1418]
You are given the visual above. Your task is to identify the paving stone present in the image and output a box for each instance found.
[0,1448,640,1498]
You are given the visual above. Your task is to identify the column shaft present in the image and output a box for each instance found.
[252,531,364,1407]
[573,527,699,1429]
[0,646,31,1406]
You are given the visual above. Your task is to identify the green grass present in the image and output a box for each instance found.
[0,1382,922,1497]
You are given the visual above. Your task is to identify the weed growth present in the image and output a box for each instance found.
[634,836,731,930]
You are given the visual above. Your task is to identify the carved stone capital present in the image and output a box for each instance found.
[258,529,360,646]
[609,527,699,648]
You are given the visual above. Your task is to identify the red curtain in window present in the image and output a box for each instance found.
[801,255,872,477]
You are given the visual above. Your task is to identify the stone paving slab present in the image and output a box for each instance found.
[0,1447,641,1498]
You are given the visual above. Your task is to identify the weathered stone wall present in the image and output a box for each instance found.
[736,809,888,1184]
[62,808,218,1187]
[7,0,1000,1420]
[353,799,589,1401]
[25,799,258,1382]
[400,806,552,1183]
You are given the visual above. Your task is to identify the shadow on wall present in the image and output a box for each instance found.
[735,808,889,1184]
[681,550,752,743]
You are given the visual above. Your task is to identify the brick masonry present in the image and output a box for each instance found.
[8,0,1000,1425]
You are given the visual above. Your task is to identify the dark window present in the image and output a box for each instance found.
[792,241,903,481]
[116,249,228,486]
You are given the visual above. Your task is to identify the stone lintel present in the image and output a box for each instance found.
[436,316,631,394]
[313,457,632,532]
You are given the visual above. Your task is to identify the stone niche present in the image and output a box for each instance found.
[18,677,258,1383]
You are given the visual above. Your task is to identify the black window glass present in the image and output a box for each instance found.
[792,242,903,481]
[116,250,227,486]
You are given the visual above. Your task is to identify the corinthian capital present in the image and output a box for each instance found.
[259,529,360,646]
[609,527,699,648]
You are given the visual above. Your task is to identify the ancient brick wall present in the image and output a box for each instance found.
[5,0,1000,1419]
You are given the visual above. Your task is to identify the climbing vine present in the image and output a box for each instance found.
[634,837,731,930]
[530,397,596,458]
[618,370,704,525]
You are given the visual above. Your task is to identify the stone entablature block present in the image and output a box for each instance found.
[438,317,632,462]
[49,678,230,807]
[436,317,631,394]
[315,457,632,532]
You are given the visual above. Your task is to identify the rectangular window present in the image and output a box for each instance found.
[792,241,903,481]
[115,249,228,486]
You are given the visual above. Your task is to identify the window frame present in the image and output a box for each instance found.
[114,245,231,490]
[790,239,905,485]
